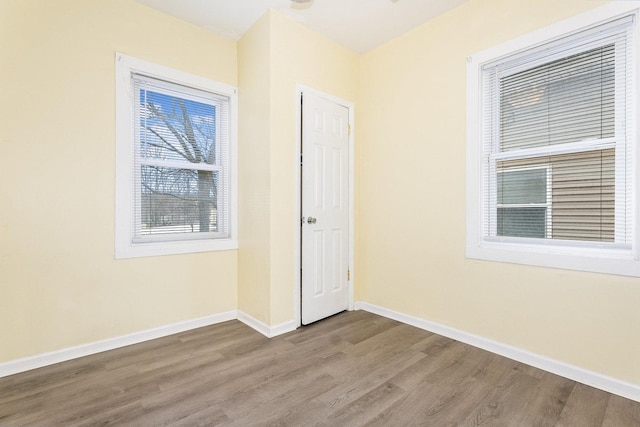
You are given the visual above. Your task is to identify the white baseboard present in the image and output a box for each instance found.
[0,311,237,379]
[355,301,640,403]
[0,309,299,379]
[237,311,297,338]
[8,302,635,403]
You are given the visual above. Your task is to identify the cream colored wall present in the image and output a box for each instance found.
[237,10,358,326]
[237,13,272,325]
[0,0,238,363]
[356,0,640,385]
[268,10,359,325]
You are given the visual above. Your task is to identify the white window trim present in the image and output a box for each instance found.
[115,53,238,259]
[466,3,640,276]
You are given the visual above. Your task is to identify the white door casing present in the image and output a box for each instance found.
[301,91,350,325]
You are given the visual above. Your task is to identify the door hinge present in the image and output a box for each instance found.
[300,153,303,166]
[347,269,351,281]
[348,124,351,136]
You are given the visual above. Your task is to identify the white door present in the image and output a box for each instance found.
[301,91,350,325]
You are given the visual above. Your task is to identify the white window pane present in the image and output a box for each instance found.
[498,168,547,204]
[497,207,547,238]
[132,75,230,243]
[500,44,615,152]
[495,150,615,243]
[140,166,220,236]
[139,89,218,165]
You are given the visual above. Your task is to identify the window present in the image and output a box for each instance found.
[466,4,640,276]
[116,54,237,258]
[497,167,550,239]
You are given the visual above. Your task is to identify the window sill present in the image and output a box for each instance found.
[466,240,640,277]
[115,238,238,259]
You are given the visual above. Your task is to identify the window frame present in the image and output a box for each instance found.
[115,53,238,259]
[466,3,640,276]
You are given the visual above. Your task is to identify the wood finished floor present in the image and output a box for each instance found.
[1,311,639,426]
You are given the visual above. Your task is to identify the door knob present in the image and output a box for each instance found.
[307,217,317,224]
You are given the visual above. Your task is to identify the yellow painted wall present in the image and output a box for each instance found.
[237,13,272,325]
[268,10,359,325]
[356,0,640,385]
[0,0,238,362]
[237,10,358,326]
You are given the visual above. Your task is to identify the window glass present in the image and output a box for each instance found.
[497,168,548,238]
[497,207,547,238]
[499,45,615,152]
[497,168,547,205]
[481,19,631,245]
[135,84,226,239]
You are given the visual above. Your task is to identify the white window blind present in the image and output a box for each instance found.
[132,75,231,242]
[481,15,634,246]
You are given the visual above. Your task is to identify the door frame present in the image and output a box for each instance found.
[294,84,355,327]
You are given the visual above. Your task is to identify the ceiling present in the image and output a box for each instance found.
[134,0,469,54]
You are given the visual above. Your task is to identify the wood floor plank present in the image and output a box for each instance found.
[227,372,339,426]
[164,406,229,427]
[284,309,372,345]
[345,322,427,359]
[458,371,542,427]
[340,316,407,345]
[314,349,425,411]
[602,394,640,427]
[504,372,575,426]
[128,396,229,427]
[320,381,406,426]
[556,383,610,427]
[389,340,473,390]
[1,310,639,426]
[220,353,346,419]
